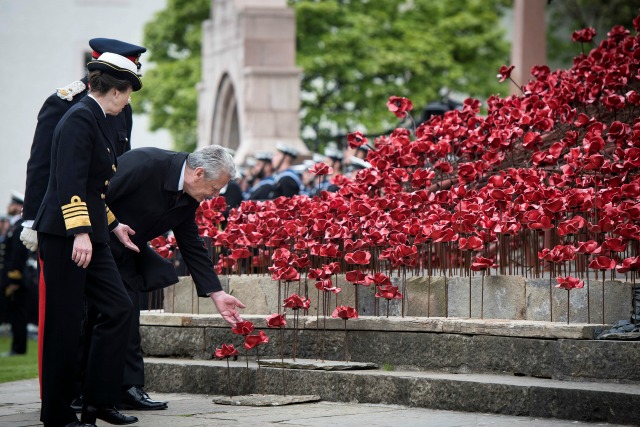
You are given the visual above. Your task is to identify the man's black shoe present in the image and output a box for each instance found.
[81,406,138,425]
[64,422,97,427]
[121,386,168,410]
[70,395,83,413]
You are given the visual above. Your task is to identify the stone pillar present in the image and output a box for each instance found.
[199,0,308,163]
[510,0,547,95]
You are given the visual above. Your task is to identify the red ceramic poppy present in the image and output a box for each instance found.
[322,262,341,276]
[470,256,495,271]
[576,240,599,254]
[150,235,176,259]
[315,278,341,294]
[556,276,585,290]
[458,236,483,251]
[496,65,515,83]
[283,293,311,311]
[244,331,269,350]
[386,96,414,118]
[347,131,369,149]
[214,343,239,359]
[344,250,372,265]
[589,256,617,270]
[601,237,627,253]
[266,313,287,328]
[291,254,310,269]
[617,257,640,273]
[309,162,334,176]
[572,27,596,43]
[331,305,358,319]
[538,245,576,263]
[229,248,252,260]
[231,320,255,336]
[315,278,332,291]
[271,266,300,282]
[375,285,402,300]
[345,270,367,284]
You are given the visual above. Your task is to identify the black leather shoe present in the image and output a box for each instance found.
[70,394,83,413]
[81,406,138,425]
[121,386,168,410]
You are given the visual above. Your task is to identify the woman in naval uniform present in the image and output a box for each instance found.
[33,53,142,427]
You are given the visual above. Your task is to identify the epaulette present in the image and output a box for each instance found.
[56,80,87,101]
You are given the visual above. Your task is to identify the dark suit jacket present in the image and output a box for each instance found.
[33,96,118,243]
[106,147,221,296]
[23,77,132,221]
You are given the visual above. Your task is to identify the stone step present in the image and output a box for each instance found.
[141,313,640,383]
[143,357,640,425]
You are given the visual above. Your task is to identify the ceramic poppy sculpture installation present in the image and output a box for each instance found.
[163,16,640,326]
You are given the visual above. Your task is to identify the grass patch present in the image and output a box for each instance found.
[382,363,395,371]
[0,336,39,383]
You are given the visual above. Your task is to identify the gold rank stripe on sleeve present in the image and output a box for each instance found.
[61,196,91,230]
[106,206,116,225]
[7,270,23,280]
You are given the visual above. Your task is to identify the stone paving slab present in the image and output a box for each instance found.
[141,312,607,339]
[144,358,640,425]
[212,393,321,406]
[259,358,378,370]
[0,379,632,427]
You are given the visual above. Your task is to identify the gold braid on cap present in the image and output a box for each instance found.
[61,196,91,230]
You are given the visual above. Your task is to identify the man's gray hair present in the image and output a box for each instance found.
[187,145,237,180]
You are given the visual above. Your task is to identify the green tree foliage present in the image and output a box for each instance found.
[136,0,509,152]
[291,0,510,148]
[547,0,640,69]
[132,0,210,152]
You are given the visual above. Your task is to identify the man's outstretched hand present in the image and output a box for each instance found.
[113,223,140,253]
[210,291,246,327]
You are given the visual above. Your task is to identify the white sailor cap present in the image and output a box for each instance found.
[255,151,274,162]
[276,143,299,158]
[291,163,308,173]
[10,190,24,204]
[349,157,371,170]
[324,146,344,161]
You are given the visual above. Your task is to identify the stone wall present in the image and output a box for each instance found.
[163,274,634,324]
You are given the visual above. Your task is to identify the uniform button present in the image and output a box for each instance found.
[112,165,116,172]
[105,180,109,186]
[100,193,105,200]
[107,148,111,153]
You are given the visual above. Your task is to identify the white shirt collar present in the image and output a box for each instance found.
[178,161,186,191]
[87,94,106,117]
